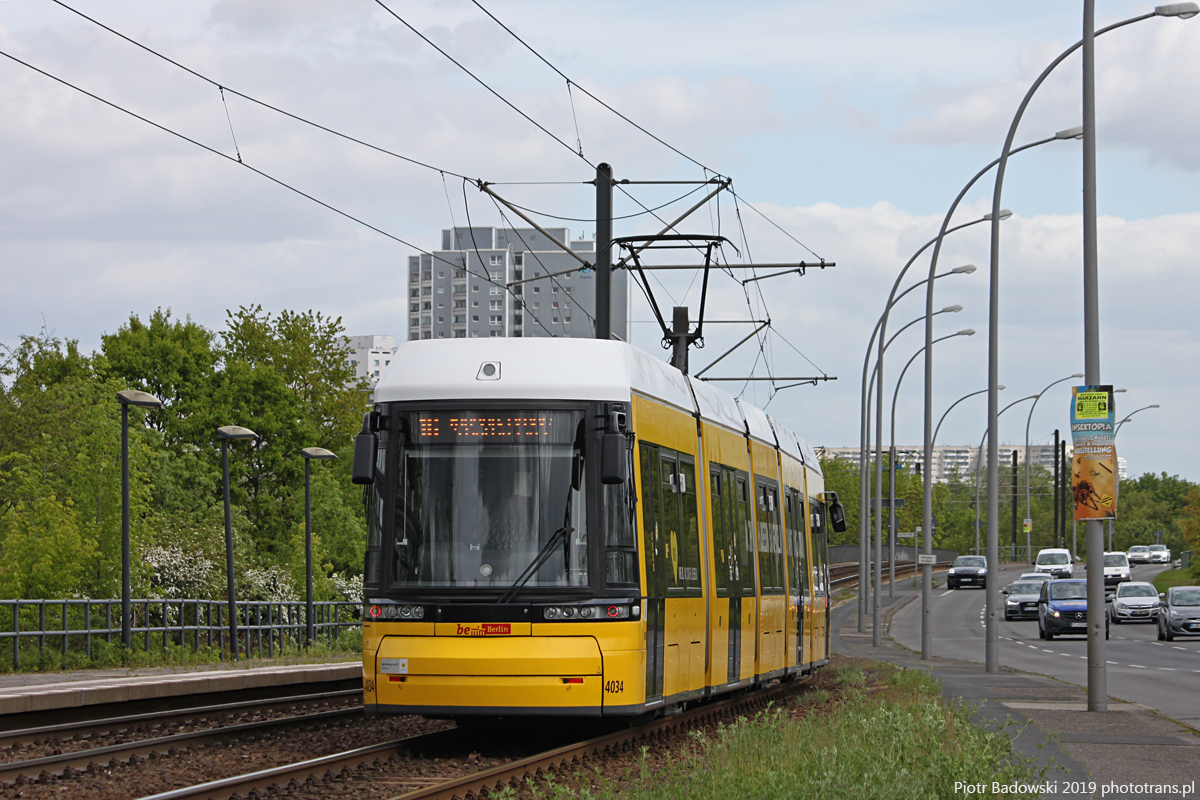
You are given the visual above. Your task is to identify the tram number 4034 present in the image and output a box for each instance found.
[604,680,624,694]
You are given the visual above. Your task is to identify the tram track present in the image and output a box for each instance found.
[137,676,812,800]
[0,704,363,786]
[0,688,361,754]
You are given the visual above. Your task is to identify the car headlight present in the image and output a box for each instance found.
[949,569,957,574]
[1051,610,1061,618]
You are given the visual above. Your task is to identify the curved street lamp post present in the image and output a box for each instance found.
[218,425,258,660]
[888,329,975,595]
[865,302,968,642]
[117,389,163,652]
[857,261,977,633]
[917,127,1083,660]
[301,447,338,646]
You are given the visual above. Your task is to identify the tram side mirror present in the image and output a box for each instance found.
[351,413,377,485]
[826,491,848,533]
[600,411,627,485]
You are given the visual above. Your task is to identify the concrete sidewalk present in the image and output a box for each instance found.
[0,658,360,715]
[832,589,1200,800]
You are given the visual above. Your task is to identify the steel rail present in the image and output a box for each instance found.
[139,677,812,800]
[0,706,363,786]
[0,688,360,748]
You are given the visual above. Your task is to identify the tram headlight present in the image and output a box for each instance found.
[384,605,400,619]
[540,604,636,621]
[399,606,412,618]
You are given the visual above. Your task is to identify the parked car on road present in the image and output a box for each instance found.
[1103,552,1132,587]
[1108,581,1159,624]
[1127,545,1151,565]
[1019,572,1051,585]
[947,555,987,589]
[1157,586,1200,641]
[1003,580,1044,621]
[1034,548,1074,579]
[1148,544,1171,564]
[1038,579,1108,640]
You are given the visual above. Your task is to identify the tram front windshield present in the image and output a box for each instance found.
[391,410,588,589]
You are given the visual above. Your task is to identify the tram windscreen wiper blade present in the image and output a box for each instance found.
[497,524,572,604]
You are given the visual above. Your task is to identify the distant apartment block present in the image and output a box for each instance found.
[816,443,1082,484]
[346,334,397,385]
[407,227,629,341]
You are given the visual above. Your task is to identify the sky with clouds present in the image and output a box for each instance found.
[1,0,1197,485]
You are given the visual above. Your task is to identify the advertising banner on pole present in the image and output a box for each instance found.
[1070,385,1117,520]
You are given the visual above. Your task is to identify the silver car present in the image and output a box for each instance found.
[1109,581,1158,624]
[1004,580,1044,621]
[1148,544,1171,564]
[1158,586,1200,640]
[1127,545,1151,565]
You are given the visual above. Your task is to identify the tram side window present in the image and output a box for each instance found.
[710,469,730,594]
[785,489,808,598]
[677,458,702,593]
[809,497,829,595]
[639,443,702,596]
[756,481,784,595]
[364,427,388,588]
[604,474,638,587]
[733,474,756,595]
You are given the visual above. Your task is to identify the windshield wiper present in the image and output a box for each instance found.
[498,524,573,604]
[498,487,574,604]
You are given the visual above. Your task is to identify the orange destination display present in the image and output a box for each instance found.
[1070,385,1117,520]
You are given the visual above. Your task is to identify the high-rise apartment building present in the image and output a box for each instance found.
[346,335,398,385]
[407,227,628,341]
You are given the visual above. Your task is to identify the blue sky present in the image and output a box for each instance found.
[1,0,1196,482]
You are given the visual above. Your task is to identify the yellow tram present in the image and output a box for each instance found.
[353,338,844,718]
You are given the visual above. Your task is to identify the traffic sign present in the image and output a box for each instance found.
[897,531,916,539]
[917,553,936,565]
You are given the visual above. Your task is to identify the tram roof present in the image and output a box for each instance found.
[374,338,819,471]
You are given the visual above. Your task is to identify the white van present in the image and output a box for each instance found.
[1034,548,1074,579]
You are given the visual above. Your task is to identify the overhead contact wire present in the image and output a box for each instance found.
[48,0,475,182]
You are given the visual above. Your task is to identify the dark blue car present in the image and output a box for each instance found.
[1038,579,1109,640]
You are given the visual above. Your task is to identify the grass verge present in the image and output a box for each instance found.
[1152,569,1196,594]
[518,657,1055,800]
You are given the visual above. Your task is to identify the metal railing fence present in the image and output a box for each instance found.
[0,598,361,670]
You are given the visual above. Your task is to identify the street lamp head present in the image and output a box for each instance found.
[951,264,977,274]
[982,210,1013,221]
[957,329,976,336]
[217,425,258,441]
[1149,403,1161,408]
[941,304,964,313]
[1071,372,1085,379]
[1156,3,1199,18]
[117,389,163,409]
[1055,126,1085,140]
[998,384,1006,390]
[1114,388,1127,393]
[301,447,338,460]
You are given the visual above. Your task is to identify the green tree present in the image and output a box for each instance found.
[0,495,96,599]
[100,308,220,446]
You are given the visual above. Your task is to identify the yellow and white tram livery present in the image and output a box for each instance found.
[355,338,843,718]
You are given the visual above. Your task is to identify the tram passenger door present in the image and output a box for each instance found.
[709,468,741,687]
[785,489,808,669]
[640,446,667,702]
[639,444,705,702]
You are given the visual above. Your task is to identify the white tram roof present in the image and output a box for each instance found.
[374,339,820,474]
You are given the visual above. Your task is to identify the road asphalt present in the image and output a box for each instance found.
[832,576,1200,800]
